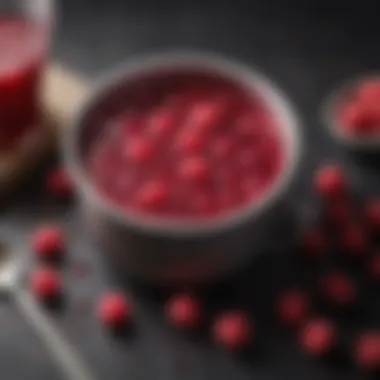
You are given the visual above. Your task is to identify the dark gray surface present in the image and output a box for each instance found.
[2,0,380,379]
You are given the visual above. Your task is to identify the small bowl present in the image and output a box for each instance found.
[64,51,303,284]
[323,74,380,151]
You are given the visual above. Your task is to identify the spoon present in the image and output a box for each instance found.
[0,241,96,380]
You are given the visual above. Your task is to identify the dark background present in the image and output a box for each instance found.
[2,0,380,379]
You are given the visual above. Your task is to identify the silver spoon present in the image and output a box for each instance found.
[0,242,96,380]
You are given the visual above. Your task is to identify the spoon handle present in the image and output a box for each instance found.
[13,288,96,380]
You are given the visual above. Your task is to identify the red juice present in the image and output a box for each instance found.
[0,17,47,151]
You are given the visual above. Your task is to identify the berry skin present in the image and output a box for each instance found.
[358,80,380,104]
[30,267,62,301]
[340,103,372,136]
[364,200,380,230]
[354,332,380,371]
[339,224,368,258]
[165,294,202,329]
[178,157,209,184]
[300,229,326,259]
[135,181,169,212]
[320,272,357,309]
[276,290,310,327]
[32,225,65,261]
[97,292,132,328]
[46,167,72,199]
[314,165,346,199]
[124,138,153,164]
[299,318,337,356]
[212,311,252,351]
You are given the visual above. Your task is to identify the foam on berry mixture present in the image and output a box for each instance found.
[86,70,286,221]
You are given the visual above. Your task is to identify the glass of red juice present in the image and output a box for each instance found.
[0,0,54,151]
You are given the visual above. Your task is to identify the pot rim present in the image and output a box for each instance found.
[64,50,303,237]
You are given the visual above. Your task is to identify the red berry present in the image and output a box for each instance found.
[124,138,153,164]
[340,102,372,136]
[367,252,380,283]
[314,165,346,199]
[276,290,310,327]
[320,272,357,308]
[299,318,337,356]
[212,311,252,351]
[300,229,326,258]
[98,292,132,327]
[340,224,368,258]
[354,332,380,371]
[178,157,209,184]
[149,108,176,136]
[176,131,204,153]
[190,100,224,133]
[364,199,380,230]
[46,167,72,199]
[30,267,62,301]
[32,225,65,260]
[358,80,380,104]
[135,181,168,212]
[165,294,201,329]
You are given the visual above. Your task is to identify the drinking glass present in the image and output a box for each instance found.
[0,0,55,151]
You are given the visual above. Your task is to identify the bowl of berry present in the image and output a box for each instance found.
[64,52,302,284]
[324,75,380,149]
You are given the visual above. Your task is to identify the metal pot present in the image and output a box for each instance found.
[64,52,302,284]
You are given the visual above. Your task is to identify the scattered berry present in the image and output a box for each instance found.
[320,271,357,309]
[46,167,72,199]
[276,290,310,327]
[212,311,252,351]
[98,292,132,328]
[354,332,380,371]
[364,199,380,231]
[32,225,65,261]
[314,165,346,199]
[299,318,337,356]
[339,224,368,258]
[30,267,62,302]
[300,229,326,258]
[165,294,202,329]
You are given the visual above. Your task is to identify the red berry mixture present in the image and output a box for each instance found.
[299,318,337,356]
[314,165,346,199]
[87,71,285,220]
[46,167,72,199]
[32,225,65,261]
[0,18,47,151]
[30,267,62,302]
[275,290,310,327]
[337,78,380,137]
[165,293,202,329]
[319,271,357,309]
[97,292,132,328]
[212,311,252,351]
[354,332,380,371]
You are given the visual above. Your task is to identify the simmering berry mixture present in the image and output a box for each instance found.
[0,18,47,150]
[87,71,285,220]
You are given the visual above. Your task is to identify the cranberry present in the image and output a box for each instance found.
[212,311,252,351]
[364,199,380,230]
[124,138,154,164]
[165,294,202,329]
[30,267,62,301]
[176,131,205,154]
[339,224,368,258]
[300,229,326,258]
[319,272,357,308]
[354,332,380,371]
[314,165,346,199]
[340,102,372,136]
[32,225,65,261]
[135,181,169,212]
[299,318,337,356]
[367,252,380,283]
[190,100,225,133]
[46,167,72,199]
[275,290,310,327]
[149,108,176,136]
[178,156,209,184]
[97,292,132,328]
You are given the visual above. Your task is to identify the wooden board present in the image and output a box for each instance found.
[0,63,89,195]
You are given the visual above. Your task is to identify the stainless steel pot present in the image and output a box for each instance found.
[64,52,302,284]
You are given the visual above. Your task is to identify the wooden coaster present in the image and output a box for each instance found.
[0,63,89,196]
